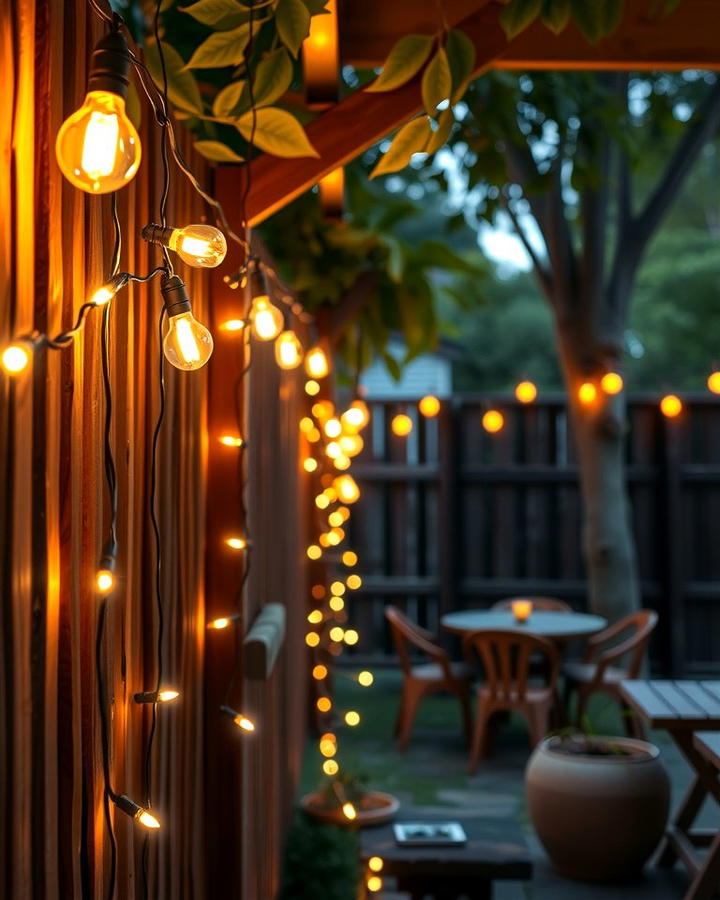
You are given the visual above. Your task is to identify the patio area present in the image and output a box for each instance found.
[298,669,720,899]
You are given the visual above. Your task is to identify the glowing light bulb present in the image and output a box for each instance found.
[339,434,363,457]
[708,371,720,394]
[1,342,32,375]
[114,795,160,830]
[142,223,226,268]
[342,551,358,567]
[392,413,413,437]
[334,455,351,471]
[331,581,346,595]
[226,537,248,550]
[323,759,339,776]
[368,856,383,873]
[221,319,246,333]
[344,630,359,646]
[221,704,255,732]
[367,875,382,892]
[158,689,179,702]
[346,574,362,590]
[250,296,283,341]
[308,609,323,624]
[160,275,213,371]
[419,395,441,417]
[482,410,504,433]
[333,475,360,504]
[316,494,330,510]
[317,697,332,713]
[358,670,373,686]
[303,458,318,473]
[305,379,320,395]
[325,442,342,459]
[329,596,344,612]
[328,511,343,527]
[312,664,328,680]
[344,710,360,726]
[342,802,356,820]
[578,382,597,405]
[515,380,537,404]
[305,347,330,379]
[324,418,342,438]
[306,632,320,647]
[342,400,370,432]
[329,626,345,642]
[207,614,240,630]
[90,272,128,307]
[300,417,315,433]
[134,688,180,703]
[601,372,623,395]
[219,434,245,448]
[96,569,115,595]
[661,394,683,418]
[320,738,337,757]
[307,544,322,560]
[313,400,335,421]
[275,330,303,369]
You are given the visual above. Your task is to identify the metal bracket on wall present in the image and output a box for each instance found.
[243,603,286,680]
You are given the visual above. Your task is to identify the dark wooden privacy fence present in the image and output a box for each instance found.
[345,395,720,677]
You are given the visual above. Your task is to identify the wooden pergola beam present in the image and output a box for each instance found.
[232,0,720,228]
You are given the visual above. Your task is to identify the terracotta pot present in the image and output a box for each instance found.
[300,790,399,828]
[526,735,670,882]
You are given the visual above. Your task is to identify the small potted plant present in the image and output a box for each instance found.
[525,726,670,881]
[301,771,399,828]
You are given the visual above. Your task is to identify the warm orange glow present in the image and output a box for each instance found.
[305,379,321,396]
[342,551,358,567]
[391,413,413,437]
[300,417,314,433]
[311,584,326,600]
[578,382,597,405]
[511,599,533,622]
[319,168,344,219]
[220,319,246,332]
[329,596,345,612]
[313,664,328,680]
[319,533,331,548]
[330,581,346,595]
[366,875,382,892]
[327,529,344,546]
[515,380,537,404]
[219,434,244,448]
[316,494,331,510]
[307,544,322,560]
[208,617,231,630]
[320,738,337,757]
[275,330,303,369]
[708,371,720,394]
[307,427,321,443]
[358,670,374,687]
[346,574,362,590]
[303,0,339,108]
[324,418,342,438]
[308,609,323,624]
[96,569,115,595]
[313,400,335,420]
[137,809,161,830]
[305,347,330,379]
[306,632,320,647]
[1,343,31,375]
[323,759,339,775]
[250,296,283,341]
[482,410,504,433]
[344,710,360,726]
[419,395,441,417]
[329,626,345,642]
[368,856,384,873]
[317,697,332,713]
[226,537,248,550]
[303,458,318,473]
[333,454,351,471]
[343,630,359,646]
[333,474,360,504]
[601,372,624,395]
[339,434,363,456]
[342,802,357,820]
[328,511,344,527]
[234,714,255,732]
[661,394,683,418]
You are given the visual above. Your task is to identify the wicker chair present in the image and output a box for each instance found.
[385,605,472,751]
[491,597,572,613]
[463,629,560,773]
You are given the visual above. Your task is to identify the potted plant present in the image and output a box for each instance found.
[301,771,400,828]
[525,728,670,881]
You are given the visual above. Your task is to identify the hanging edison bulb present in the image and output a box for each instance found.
[305,346,330,379]
[248,262,283,341]
[275,330,303,369]
[55,31,141,194]
[160,274,214,371]
[142,223,227,268]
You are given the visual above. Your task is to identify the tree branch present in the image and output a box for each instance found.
[502,195,554,304]
[315,269,380,345]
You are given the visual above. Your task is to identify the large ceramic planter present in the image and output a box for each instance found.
[300,790,399,828]
[526,735,670,882]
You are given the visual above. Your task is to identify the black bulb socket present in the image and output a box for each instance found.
[160,273,192,318]
[87,31,132,100]
[142,223,175,248]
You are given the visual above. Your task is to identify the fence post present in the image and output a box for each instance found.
[662,413,684,677]
[438,399,459,640]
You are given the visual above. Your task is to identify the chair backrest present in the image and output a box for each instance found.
[491,596,572,613]
[384,605,443,676]
[592,609,659,677]
[462,630,559,702]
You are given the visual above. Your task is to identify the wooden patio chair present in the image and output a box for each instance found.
[462,630,560,773]
[491,597,572,612]
[563,609,658,738]
[385,605,473,752]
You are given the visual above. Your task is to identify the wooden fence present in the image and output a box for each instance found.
[345,395,720,677]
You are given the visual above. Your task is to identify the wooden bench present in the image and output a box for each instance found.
[359,814,532,899]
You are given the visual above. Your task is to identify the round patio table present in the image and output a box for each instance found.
[441,609,607,641]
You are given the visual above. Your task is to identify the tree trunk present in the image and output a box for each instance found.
[555,318,640,623]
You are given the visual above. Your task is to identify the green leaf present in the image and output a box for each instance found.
[381,235,405,282]
[446,29,476,101]
[180,0,248,28]
[212,80,245,118]
[541,0,571,33]
[382,352,402,381]
[250,48,293,108]
[365,34,434,93]
[369,117,432,179]
[145,40,204,115]
[275,0,311,58]
[194,140,245,162]
[600,0,623,35]
[426,108,454,154]
[421,47,451,117]
[417,240,486,275]
[499,0,543,39]
[236,107,319,157]
[184,23,250,69]
[301,0,330,12]
[569,0,608,42]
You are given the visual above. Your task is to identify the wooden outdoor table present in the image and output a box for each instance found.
[620,679,720,899]
[359,813,532,899]
[441,609,607,641]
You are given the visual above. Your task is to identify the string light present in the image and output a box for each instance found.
[248,263,283,340]
[366,875,382,892]
[333,474,360,504]
[133,688,180,703]
[358,670,374,686]
[90,272,129,306]
[307,544,322,559]
[95,568,115,595]
[319,738,337,757]
[303,458,319,473]
[601,371,624,395]
[482,409,504,433]
[312,664,328,680]
[226,536,249,550]
[342,550,357,566]
[308,609,323,624]
[368,856,384,873]
[317,697,332,713]
[330,581,346,595]
[219,434,245,448]
[142,222,227,268]
[419,395,441,417]
[346,574,362,590]
[313,400,334,420]
[323,759,339,775]
[221,319,246,333]
[344,710,360,726]
[342,802,356,820]
[344,630,359,646]
[160,273,214,371]
[305,346,330,379]
[220,705,255,732]
[305,379,321,395]
[661,394,683,418]
[113,795,160,830]
[329,596,344,612]
[306,632,321,647]
[95,546,117,596]
[339,434,363,456]
[708,371,720,394]
[578,382,597,405]
[329,626,345,642]
[324,418,342,438]
[515,380,537,404]
[55,32,141,194]
[1,341,33,375]
[207,613,241,630]
[275,330,303,369]
[391,413,413,436]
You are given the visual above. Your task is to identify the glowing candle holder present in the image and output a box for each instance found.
[511,599,533,623]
